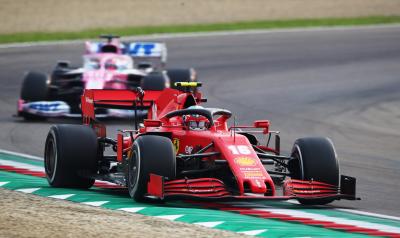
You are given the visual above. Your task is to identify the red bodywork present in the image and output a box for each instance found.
[81,88,357,201]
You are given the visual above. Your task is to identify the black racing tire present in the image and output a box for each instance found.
[289,137,339,205]
[167,68,197,93]
[50,63,79,83]
[140,73,167,91]
[51,68,67,83]
[20,72,50,120]
[44,124,98,188]
[21,71,49,101]
[127,135,176,201]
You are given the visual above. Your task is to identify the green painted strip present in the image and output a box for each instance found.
[232,200,400,228]
[302,209,400,229]
[0,170,372,238]
[1,16,400,44]
[0,152,43,167]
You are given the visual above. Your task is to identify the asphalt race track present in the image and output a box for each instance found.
[0,26,399,217]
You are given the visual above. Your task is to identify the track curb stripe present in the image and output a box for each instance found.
[1,149,400,237]
[118,207,146,213]
[0,181,9,186]
[48,194,75,199]
[238,229,268,236]
[336,209,400,222]
[0,160,123,189]
[194,221,225,228]
[212,204,400,237]
[256,208,400,233]
[81,201,109,207]
[156,214,184,221]
[0,149,43,161]
[15,187,41,193]
[0,170,381,238]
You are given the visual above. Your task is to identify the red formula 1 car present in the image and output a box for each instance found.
[44,84,358,204]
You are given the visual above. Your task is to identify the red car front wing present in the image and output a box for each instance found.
[147,174,359,202]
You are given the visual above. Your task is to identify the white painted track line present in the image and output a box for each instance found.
[256,208,400,233]
[155,214,184,221]
[0,158,44,172]
[0,148,43,161]
[336,208,400,222]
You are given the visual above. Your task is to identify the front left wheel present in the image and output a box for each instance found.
[288,137,339,205]
[44,125,98,188]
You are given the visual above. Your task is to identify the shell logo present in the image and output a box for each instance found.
[234,157,256,166]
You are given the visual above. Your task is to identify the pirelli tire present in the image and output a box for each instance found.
[289,137,339,205]
[44,125,98,188]
[20,71,49,120]
[167,68,197,93]
[127,135,176,201]
[140,73,167,91]
[50,62,80,84]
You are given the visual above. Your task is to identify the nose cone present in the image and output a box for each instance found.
[247,179,268,194]
[84,70,111,89]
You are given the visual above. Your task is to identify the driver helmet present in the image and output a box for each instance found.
[105,58,119,70]
[183,105,209,130]
[86,58,100,70]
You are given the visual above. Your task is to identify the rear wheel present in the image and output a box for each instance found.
[127,135,176,201]
[50,62,80,85]
[140,73,167,91]
[288,137,339,205]
[44,125,98,188]
[20,71,49,120]
[167,68,197,93]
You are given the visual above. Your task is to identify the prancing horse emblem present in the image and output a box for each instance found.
[172,138,179,154]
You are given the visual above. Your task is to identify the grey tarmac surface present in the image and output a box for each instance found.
[0,26,399,216]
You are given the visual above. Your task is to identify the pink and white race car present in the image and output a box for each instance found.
[17,35,197,120]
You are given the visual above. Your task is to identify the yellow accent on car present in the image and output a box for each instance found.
[174,82,202,87]
[172,138,180,154]
[234,157,256,166]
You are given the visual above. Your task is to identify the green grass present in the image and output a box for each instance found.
[1,16,400,44]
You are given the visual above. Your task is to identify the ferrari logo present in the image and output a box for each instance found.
[172,138,179,154]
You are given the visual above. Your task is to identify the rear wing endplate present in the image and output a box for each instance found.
[124,42,167,70]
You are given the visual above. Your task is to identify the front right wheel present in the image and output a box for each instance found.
[127,135,176,201]
[20,71,49,120]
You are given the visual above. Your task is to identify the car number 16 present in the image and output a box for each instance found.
[228,145,251,155]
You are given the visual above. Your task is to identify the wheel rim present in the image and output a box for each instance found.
[289,145,304,180]
[128,150,139,197]
[45,137,56,181]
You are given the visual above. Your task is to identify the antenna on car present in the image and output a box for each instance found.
[133,87,145,131]
[233,116,236,143]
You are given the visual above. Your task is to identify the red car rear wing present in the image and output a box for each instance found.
[82,89,153,120]
[81,88,203,133]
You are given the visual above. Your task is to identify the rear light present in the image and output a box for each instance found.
[144,119,162,127]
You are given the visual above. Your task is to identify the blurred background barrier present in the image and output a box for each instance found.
[1,0,400,34]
